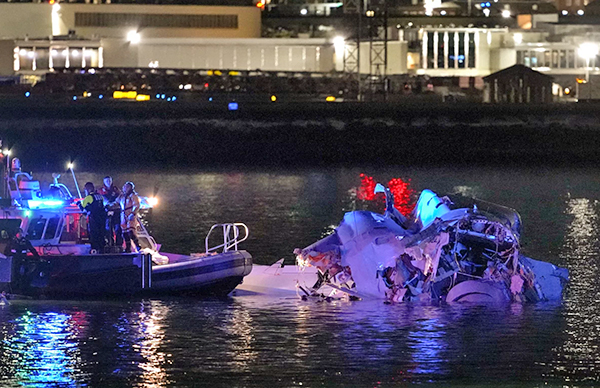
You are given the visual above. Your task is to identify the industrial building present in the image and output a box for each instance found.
[0,0,599,100]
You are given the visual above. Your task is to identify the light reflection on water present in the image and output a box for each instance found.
[549,197,600,383]
[136,301,170,388]
[0,297,582,387]
[2,166,600,386]
[0,310,78,387]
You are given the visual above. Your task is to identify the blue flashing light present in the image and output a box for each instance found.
[486,2,491,6]
[161,94,166,99]
[24,210,31,217]
[28,199,64,209]
[99,94,104,99]
[480,2,485,6]
[172,96,177,101]
[73,96,77,101]
[209,97,213,102]
[155,94,160,99]
[228,102,239,111]
[25,91,30,97]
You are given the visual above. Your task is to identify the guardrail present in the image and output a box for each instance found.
[205,223,249,253]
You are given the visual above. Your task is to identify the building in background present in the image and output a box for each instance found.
[483,64,554,102]
[0,0,599,100]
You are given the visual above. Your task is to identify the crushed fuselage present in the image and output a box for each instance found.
[295,189,568,303]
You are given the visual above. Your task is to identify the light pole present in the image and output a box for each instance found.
[68,162,82,198]
[578,42,599,100]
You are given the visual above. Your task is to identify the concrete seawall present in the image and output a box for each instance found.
[1,100,599,170]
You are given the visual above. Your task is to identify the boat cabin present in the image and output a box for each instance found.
[2,160,156,255]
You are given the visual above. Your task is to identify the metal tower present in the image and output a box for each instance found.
[342,0,388,101]
[366,0,388,100]
[343,0,362,100]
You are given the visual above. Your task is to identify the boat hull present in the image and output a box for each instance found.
[0,250,252,298]
[150,251,253,296]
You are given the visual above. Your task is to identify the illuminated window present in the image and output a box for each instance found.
[36,48,50,70]
[427,32,435,69]
[448,32,456,67]
[437,32,445,68]
[568,50,575,68]
[458,32,465,68]
[467,32,475,68]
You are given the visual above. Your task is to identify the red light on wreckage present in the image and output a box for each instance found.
[357,173,377,201]
[357,174,415,216]
[388,177,415,216]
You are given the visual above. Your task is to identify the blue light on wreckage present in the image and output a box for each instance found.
[7,311,79,387]
[228,102,239,111]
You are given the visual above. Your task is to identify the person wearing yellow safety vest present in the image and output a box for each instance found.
[78,182,107,253]
[119,181,141,253]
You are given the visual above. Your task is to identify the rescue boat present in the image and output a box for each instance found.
[0,158,252,299]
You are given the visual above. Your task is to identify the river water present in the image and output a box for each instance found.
[0,165,598,387]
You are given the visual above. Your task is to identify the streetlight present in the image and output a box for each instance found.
[578,42,598,99]
[579,42,598,82]
[127,30,141,44]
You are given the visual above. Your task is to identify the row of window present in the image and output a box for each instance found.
[423,31,476,69]
[516,49,593,69]
[16,47,101,71]
[74,13,238,29]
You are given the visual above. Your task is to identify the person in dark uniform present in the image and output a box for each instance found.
[98,176,122,248]
[78,182,107,252]
[4,228,39,258]
[4,228,41,294]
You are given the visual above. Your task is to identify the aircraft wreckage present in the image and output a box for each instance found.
[291,185,568,303]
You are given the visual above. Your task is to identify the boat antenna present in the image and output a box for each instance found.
[68,162,82,198]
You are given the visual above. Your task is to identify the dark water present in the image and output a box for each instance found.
[1,165,599,387]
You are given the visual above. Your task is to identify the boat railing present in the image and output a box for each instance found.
[135,216,158,251]
[205,223,249,253]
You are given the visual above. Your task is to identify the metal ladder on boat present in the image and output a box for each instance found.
[135,216,158,251]
[205,223,249,253]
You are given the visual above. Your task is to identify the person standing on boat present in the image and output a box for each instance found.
[99,176,122,248]
[5,228,41,294]
[120,181,140,253]
[4,228,39,259]
[78,182,107,253]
